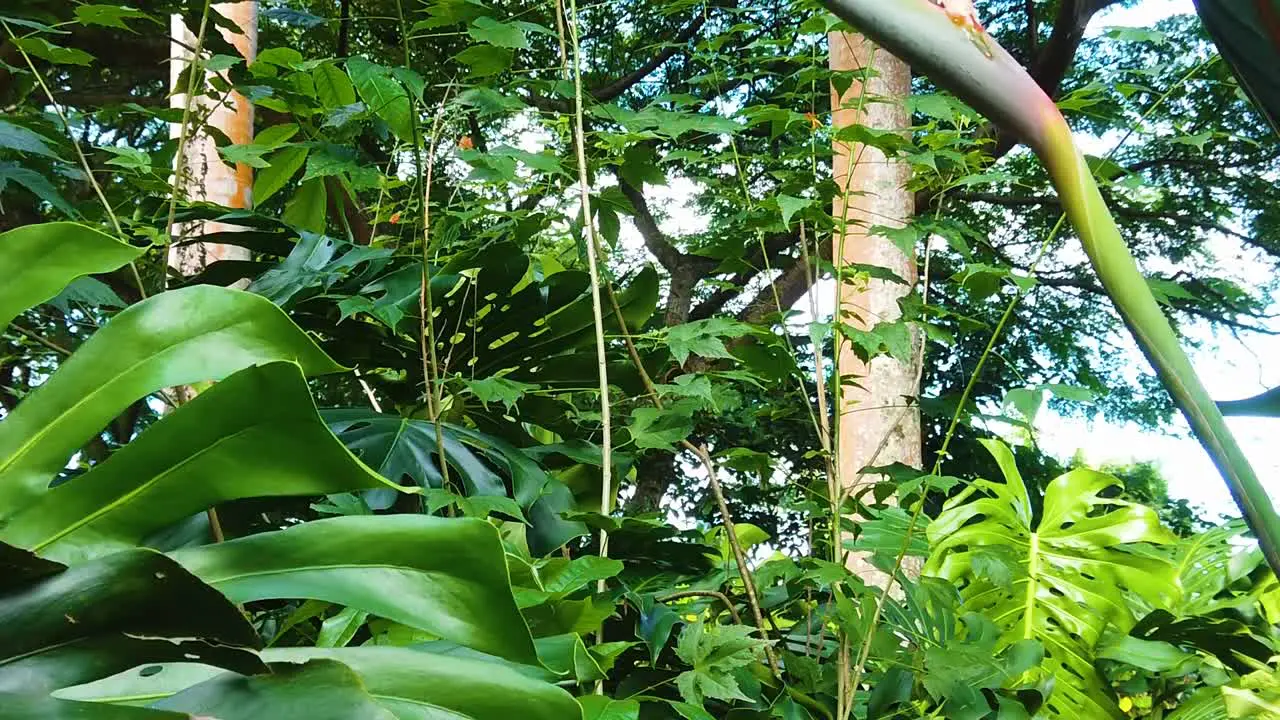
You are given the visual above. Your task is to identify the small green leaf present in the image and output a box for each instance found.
[0,119,60,158]
[219,143,273,168]
[467,16,529,49]
[579,696,640,720]
[628,405,694,450]
[74,4,155,30]
[282,177,328,233]
[0,161,74,214]
[13,37,93,65]
[465,376,537,412]
[253,146,309,204]
[456,45,513,77]
[776,194,812,228]
[674,622,769,705]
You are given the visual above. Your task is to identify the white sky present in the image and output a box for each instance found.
[1037,0,1280,521]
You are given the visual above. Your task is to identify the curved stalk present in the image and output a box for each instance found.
[819,0,1280,575]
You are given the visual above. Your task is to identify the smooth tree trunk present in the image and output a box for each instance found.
[828,32,921,580]
[168,2,257,278]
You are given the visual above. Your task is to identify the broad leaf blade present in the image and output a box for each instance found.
[0,547,264,697]
[172,515,540,664]
[0,286,344,510]
[1,363,394,562]
[153,659,396,720]
[265,647,582,720]
[0,222,144,330]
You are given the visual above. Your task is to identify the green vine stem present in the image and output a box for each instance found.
[820,0,1280,575]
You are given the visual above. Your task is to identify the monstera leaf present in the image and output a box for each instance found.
[324,410,588,554]
[0,363,396,563]
[926,440,1180,719]
[172,515,539,664]
[0,544,264,715]
[0,285,345,513]
[248,233,659,386]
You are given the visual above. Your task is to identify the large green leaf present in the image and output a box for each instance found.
[60,647,582,720]
[0,285,344,512]
[0,546,264,700]
[1194,0,1280,135]
[925,440,1179,719]
[172,515,539,664]
[323,410,510,502]
[0,222,144,330]
[0,362,395,562]
[153,659,396,720]
[265,648,582,720]
[323,410,588,554]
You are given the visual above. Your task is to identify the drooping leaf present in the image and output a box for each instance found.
[322,409,587,554]
[0,162,74,215]
[153,660,396,720]
[0,546,264,698]
[1194,0,1280,135]
[0,285,343,511]
[0,222,143,330]
[0,118,61,158]
[173,515,539,664]
[1,363,393,562]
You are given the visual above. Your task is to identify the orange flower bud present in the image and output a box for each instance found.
[459,136,475,151]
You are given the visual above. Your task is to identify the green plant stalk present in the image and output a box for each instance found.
[820,0,1280,576]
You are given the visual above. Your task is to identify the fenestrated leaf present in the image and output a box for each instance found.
[172,515,539,664]
[153,660,396,720]
[0,286,344,512]
[0,547,264,698]
[926,440,1180,719]
[323,410,587,554]
[323,410,507,502]
[1,363,393,562]
[264,647,582,720]
[0,222,142,330]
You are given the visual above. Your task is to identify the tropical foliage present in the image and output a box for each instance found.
[1,0,1280,718]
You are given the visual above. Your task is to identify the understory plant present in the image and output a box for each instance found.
[2,0,1279,719]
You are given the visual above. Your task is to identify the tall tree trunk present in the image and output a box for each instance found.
[168,2,257,278]
[167,2,257,543]
[828,32,921,580]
